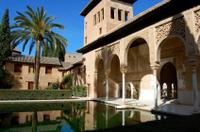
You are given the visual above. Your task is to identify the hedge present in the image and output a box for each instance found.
[72,85,87,97]
[0,89,72,100]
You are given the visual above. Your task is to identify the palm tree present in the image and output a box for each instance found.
[13,6,67,89]
[42,43,66,61]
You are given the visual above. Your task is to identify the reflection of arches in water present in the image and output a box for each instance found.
[160,62,177,99]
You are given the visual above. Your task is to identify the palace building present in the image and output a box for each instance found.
[78,0,200,111]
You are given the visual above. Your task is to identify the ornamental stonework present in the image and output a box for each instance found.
[107,43,120,56]
[95,50,103,60]
[195,9,200,33]
[156,17,185,44]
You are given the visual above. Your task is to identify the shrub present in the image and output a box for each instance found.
[0,89,72,100]
[61,74,72,89]
[72,85,87,97]
[51,81,60,90]
[0,69,19,89]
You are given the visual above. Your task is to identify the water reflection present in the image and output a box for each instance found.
[0,101,167,132]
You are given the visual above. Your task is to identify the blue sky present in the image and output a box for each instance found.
[0,0,161,56]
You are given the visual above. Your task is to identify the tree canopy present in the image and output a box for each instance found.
[0,9,12,67]
[13,6,67,89]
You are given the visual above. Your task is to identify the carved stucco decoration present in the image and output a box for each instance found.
[95,50,103,61]
[195,9,200,34]
[156,17,185,44]
[107,43,120,56]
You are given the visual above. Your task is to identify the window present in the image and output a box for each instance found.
[14,64,22,73]
[111,7,115,19]
[97,11,100,23]
[99,27,102,35]
[45,66,52,74]
[43,114,50,121]
[118,9,122,21]
[85,36,87,44]
[101,8,104,21]
[28,81,34,90]
[125,11,129,21]
[48,82,52,87]
[28,65,34,73]
[93,14,97,25]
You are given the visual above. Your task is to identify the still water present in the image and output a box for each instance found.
[0,101,165,132]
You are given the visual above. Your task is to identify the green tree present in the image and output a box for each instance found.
[0,9,12,67]
[42,43,66,61]
[13,6,67,89]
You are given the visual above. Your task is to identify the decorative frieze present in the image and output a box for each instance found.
[194,9,200,34]
[156,17,185,44]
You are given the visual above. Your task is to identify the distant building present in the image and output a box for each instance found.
[4,50,86,90]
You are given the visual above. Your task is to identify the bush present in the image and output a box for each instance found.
[0,69,18,89]
[0,89,72,100]
[51,81,60,90]
[72,85,87,97]
[61,74,72,89]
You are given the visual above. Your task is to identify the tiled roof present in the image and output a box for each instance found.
[7,56,62,66]
[7,53,84,70]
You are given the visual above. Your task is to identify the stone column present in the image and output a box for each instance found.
[151,64,160,108]
[189,57,199,112]
[121,65,128,103]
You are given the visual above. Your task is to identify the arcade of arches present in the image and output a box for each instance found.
[94,35,200,110]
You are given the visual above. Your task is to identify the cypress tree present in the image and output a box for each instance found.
[0,9,12,67]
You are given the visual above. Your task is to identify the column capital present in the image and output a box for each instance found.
[120,64,128,73]
[150,62,160,70]
[188,55,200,67]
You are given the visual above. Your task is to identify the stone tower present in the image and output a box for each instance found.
[81,0,134,46]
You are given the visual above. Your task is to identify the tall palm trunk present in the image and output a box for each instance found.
[34,40,41,89]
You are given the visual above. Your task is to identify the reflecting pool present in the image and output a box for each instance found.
[0,101,166,132]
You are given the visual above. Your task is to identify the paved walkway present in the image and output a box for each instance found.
[95,97,200,116]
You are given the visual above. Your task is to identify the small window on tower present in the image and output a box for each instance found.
[111,7,115,19]
[98,11,100,23]
[125,11,129,21]
[118,9,122,21]
[93,14,97,25]
[85,36,87,44]
[99,27,102,35]
[101,8,104,21]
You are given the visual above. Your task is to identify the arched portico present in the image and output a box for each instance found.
[157,36,187,95]
[108,54,122,98]
[95,58,106,98]
[123,37,154,103]
[160,62,177,99]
